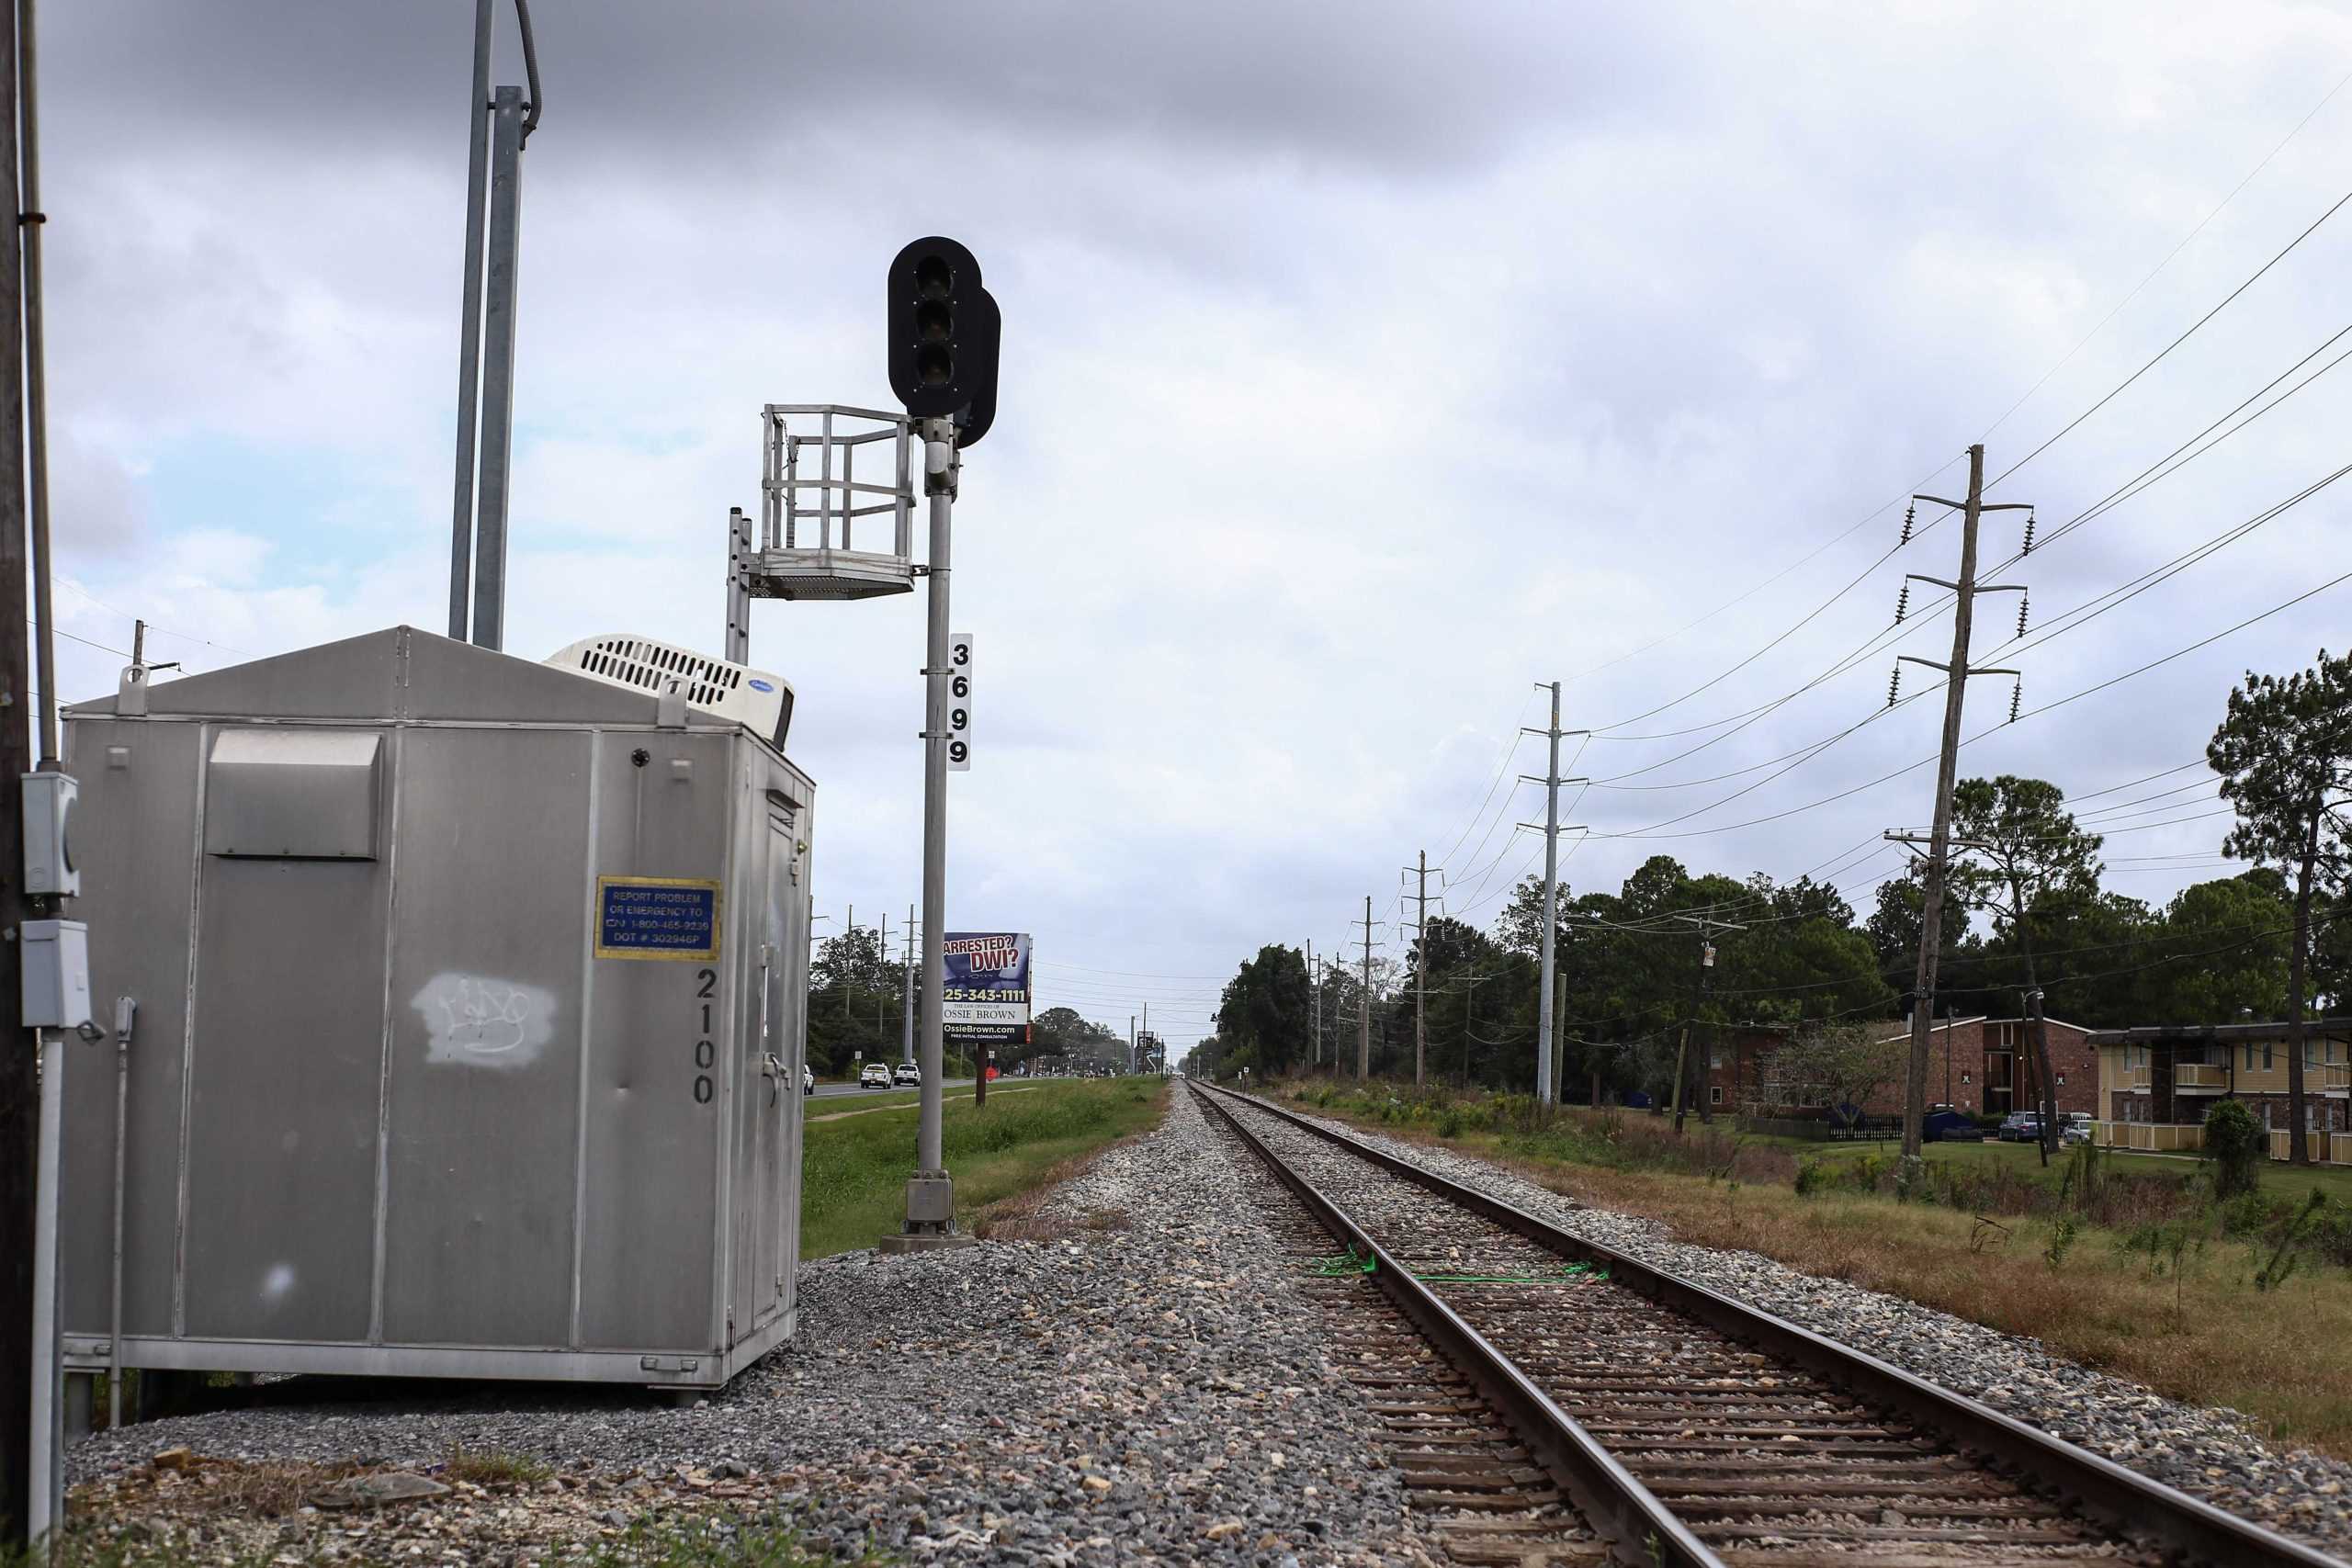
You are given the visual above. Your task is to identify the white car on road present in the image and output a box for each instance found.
[858,1062,893,1089]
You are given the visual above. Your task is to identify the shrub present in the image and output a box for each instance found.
[2202,1100,2265,1198]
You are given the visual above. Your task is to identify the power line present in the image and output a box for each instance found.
[1991,181,2352,491]
[1591,569,2352,842]
[1976,62,2352,446]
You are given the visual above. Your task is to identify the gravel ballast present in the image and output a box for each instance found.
[1269,1093,2352,1561]
[68,1088,1418,1565]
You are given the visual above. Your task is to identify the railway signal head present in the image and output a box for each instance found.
[888,236,1000,426]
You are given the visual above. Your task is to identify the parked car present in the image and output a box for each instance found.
[1996,1111,2042,1143]
[2059,1111,2095,1146]
[894,1062,921,1086]
[858,1062,893,1088]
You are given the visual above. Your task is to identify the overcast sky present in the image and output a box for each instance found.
[44,2,2352,1045]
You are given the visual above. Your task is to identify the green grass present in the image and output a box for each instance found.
[799,1077,1168,1259]
[441,1444,553,1486]
[1814,1134,2352,1202]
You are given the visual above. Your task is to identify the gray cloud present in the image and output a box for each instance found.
[41,1,2352,1043]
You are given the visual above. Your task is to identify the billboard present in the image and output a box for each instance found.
[943,931,1032,1044]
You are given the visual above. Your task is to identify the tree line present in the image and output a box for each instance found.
[802,924,1126,1077]
[1192,650,2349,1151]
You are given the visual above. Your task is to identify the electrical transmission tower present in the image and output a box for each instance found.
[1886,443,2030,1166]
[1519,682,1587,1105]
[1401,853,1445,1088]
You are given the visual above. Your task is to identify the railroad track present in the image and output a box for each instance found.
[1191,1079,2342,1568]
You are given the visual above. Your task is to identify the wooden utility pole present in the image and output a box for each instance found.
[1668,912,1743,1133]
[1896,445,2028,1165]
[0,0,33,1539]
[1358,895,1373,1080]
[1306,942,1317,1070]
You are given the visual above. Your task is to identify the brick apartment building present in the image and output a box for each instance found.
[1708,1014,2097,1120]
[2089,1017,2352,1161]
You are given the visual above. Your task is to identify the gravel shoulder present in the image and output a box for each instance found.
[67,1088,1418,1566]
[1281,1097,2352,1561]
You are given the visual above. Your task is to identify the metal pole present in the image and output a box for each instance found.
[1904,445,1985,1165]
[27,1031,58,1546]
[1537,682,1561,1105]
[1307,942,1317,1069]
[0,0,33,1531]
[19,6,47,772]
[469,85,525,651]
[1414,852,1427,1089]
[889,417,961,1248]
[447,0,492,642]
[900,904,914,1066]
[1359,895,1372,1081]
[106,1002,130,1434]
[725,507,752,663]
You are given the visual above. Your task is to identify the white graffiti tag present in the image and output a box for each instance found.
[413,973,558,1068]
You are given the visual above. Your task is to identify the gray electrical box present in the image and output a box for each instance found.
[21,918,91,1029]
[53,626,815,1389]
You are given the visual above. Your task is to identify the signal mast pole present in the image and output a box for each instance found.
[881,236,997,1250]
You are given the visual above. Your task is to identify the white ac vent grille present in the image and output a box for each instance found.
[546,635,794,750]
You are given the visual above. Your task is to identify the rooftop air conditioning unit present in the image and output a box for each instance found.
[547,634,794,751]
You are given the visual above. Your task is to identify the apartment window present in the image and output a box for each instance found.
[2265,1042,2275,1070]
[1709,1086,1724,1106]
[2246,1043,2256,1070]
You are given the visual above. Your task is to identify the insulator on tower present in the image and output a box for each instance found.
[1888,663,1902,708]
[2021,511,2037,555]
[2008,677,2022,724]
[2017,594,2029,638]
[1894,582,1910,623]
[1900,503,1916,547]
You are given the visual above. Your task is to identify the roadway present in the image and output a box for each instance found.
[808,1077,977,1101]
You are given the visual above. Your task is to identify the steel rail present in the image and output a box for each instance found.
[1199,1081,2345,1568]
[1191,1082,1719,1568]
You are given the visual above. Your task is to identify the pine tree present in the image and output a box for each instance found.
[2208,650,2352,1165]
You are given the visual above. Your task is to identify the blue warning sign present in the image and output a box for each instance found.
[594,876,722,961]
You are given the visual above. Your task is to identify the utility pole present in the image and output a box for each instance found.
[445,0,540,649]
[1356,896,1374,1080]
[1306,941,1317,1071]
[0,0,31,1536]
[1892,445,2029,1167]
[1401,852,1440,1089]
[1521,684,1588,1105]
[1140,1003,1148,1077]
[1668,913,1744,1133]
[900,905,915,1066]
